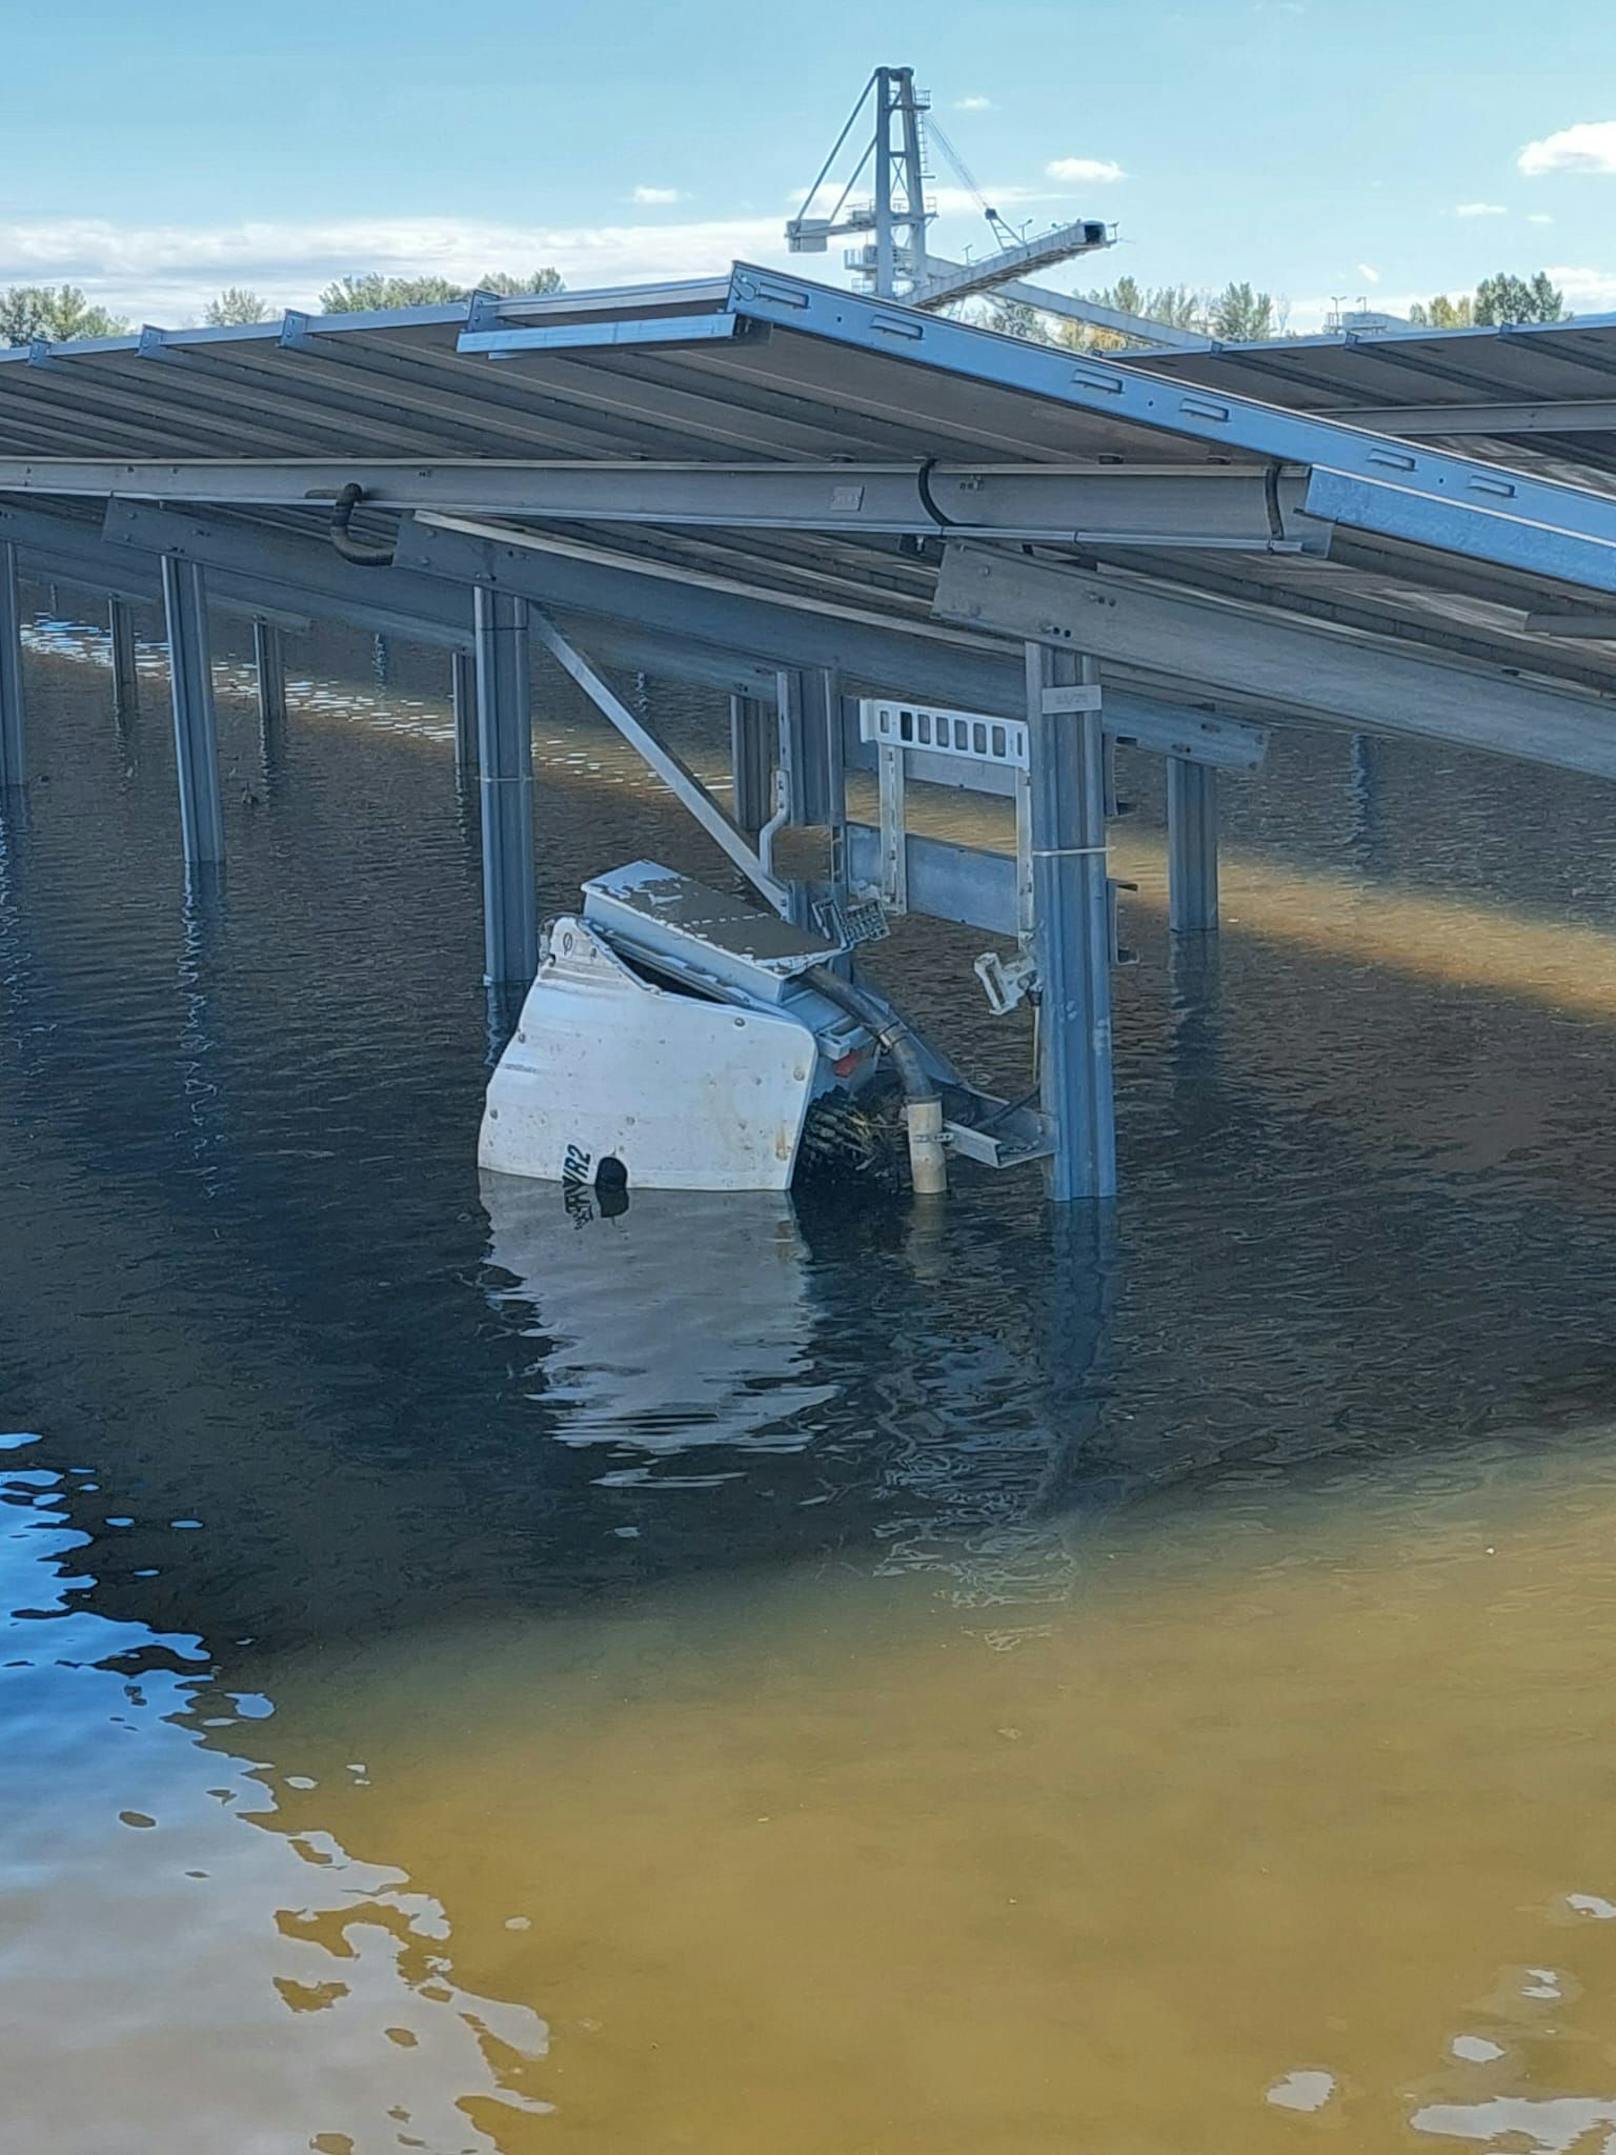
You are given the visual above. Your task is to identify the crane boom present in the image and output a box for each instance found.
[786,65,1117,302]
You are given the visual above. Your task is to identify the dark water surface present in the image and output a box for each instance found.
[7,596,1616,2150]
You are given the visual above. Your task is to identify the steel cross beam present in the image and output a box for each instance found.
[0,460,1319,550]
[394,515,1270,763]
[932,542,1616,781]
[94,500,781,699]
[724,267,1616,594]
[1350,398,1616,438]
[530,612,789,912]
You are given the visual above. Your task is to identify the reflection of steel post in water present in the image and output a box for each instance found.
[108,599,141,744]
[1033,1206,1120,1515]
[0,541,23,791]
[176,871,229,1196]
[0,791,43,1072]
[1167,921,1224,1125]
[252,620,287,785]
[1349,732,1383,864]
[480,1172,830,1453]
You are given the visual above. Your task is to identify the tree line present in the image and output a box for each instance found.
[0,261,1567,350]
[987,266,1566,348]
[0,268,565,345]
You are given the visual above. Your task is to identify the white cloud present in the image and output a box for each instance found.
[1045,157,1126,185]
[1519,120,1616,176]
[1356,261,1381,284]
[1543,262,1616,307]
[953,94,993,111]
[0,214,789,323]
[1454,200,1507,217]
[630,186,681,206]
[1528,212,1555,225]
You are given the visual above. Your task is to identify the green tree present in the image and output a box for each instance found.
[985,296,1055,342]
[1052,278,1284,352]
[1056,278,1211,352]
[1473,269,1564,325]
[1407,292,1475,328]
[471,269,566,298]
[0,283,129,346]
[202,287,273,326]
[317,267,564,313]
[1208,280,1276,342]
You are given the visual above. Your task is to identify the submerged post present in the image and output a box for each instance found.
[473,585,536,987]
[0,541,22,790]
[109,599,140,726]
[161,556,226,864]
[1027,641,1116,1202]
[451,649,479,780]
[1166,756,1218,934]
[253,619,286,741]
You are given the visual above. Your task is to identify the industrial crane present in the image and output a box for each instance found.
[785,65,1115,308]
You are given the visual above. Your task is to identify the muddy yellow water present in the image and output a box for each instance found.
[10,1436,1616,2153]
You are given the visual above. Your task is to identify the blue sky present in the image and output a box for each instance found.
[3,0,1616,327]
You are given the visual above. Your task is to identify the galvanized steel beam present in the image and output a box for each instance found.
[725,267,1616,592]
[253,619,287,737]
[0,459,1315,548]
[933,542,1616,780]
[730,693,772,838]
[844,822,1015,935]
[776,666,840,825]
[1166,758,1218,933]
[1027,643,1115,1201]
[395,515,1270,758]
[161,556,225,864]
[109,597,140,723]
[9,453,1303,547]
[1353,398,1616,437]
[473,586,536,987]
[451,649,478,777]
[97,500,779,697]
[530,611,787,911]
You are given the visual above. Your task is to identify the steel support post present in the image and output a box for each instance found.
[452,649,479,779]
[109,598,140,725]
[473,585,536,987]
[161,555,225,864]
[253,618,287,739]
[1165,756,1219,934]
[0,542,22,790]
[730,693,772,838]
[1027,642,1116,1202]
[775,667,837,827]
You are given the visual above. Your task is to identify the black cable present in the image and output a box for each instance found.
[915,457,959,531]
[1263,464,1286,541]
[328,482,397,569]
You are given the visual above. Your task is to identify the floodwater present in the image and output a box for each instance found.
[8,597,1616,2152]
